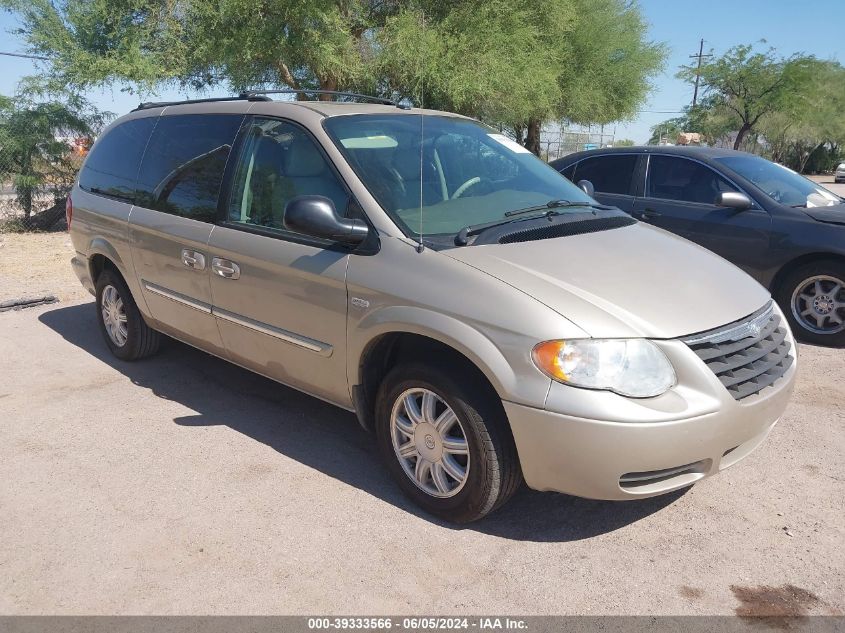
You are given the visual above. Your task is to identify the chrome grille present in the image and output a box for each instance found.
[682,302,793,401]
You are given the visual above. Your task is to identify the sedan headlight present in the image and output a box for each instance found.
[532,339,676,398]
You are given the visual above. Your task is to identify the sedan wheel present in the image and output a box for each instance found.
[790,275,845,336]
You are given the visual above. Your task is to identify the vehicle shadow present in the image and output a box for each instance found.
[38,302,686,542]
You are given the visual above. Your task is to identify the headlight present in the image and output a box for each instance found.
[532,339,676,398]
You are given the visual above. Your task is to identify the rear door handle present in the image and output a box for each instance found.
[641,208,662,220]
[181,249,206,270]
[212,257,241,280]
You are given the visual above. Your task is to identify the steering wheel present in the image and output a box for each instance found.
[452,177,492,199]
[768,188,785,203]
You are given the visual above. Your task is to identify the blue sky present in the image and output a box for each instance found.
[1,0,843,143]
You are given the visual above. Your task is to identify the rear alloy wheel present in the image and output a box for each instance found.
[777,261,845,347]
[95,269,161,360]
[375,363,522,523]
[101,284,128,348]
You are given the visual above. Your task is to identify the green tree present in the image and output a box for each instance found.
[613,138,635,147]
[648,117,685,145]
[0,91,103,222]
[678,44,800,150]
[753,59,845,171]
[378,0,665,154]
[2,0,397,95]
[3,0,664,155]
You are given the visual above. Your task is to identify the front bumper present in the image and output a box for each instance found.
[505,337,797,500]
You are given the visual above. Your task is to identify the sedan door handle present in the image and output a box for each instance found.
[641,208,662,220]
[212,257,241,280]
[181,249,207,270]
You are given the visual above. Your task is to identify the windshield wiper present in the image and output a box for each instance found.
[503,199,610,216]
[454,199,612,246]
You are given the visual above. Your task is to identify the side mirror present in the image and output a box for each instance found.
[577,179,595,197]
[284,196,369,245]
[716,191,752,210]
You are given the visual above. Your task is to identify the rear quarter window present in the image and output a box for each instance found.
[78,117,157,203]
[135,114,243,222]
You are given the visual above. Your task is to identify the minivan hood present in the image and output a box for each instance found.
[443,223,770,339]
[802,202,845,226]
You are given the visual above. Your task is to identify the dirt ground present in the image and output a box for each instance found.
[0,200,843,616]
[0,232,90,303]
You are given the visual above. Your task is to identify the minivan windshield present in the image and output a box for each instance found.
[323,114,596,238]
[716,155,841,208]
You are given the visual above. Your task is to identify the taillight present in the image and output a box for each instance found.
[65,195,73,230]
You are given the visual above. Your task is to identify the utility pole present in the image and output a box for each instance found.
[689,39,713,108]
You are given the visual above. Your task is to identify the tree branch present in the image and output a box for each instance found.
[277,61,299,89]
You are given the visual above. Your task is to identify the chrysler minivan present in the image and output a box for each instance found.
[68,92,797,522]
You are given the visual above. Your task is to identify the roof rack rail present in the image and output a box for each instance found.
[133,94,272,111]
[239,89,412,109]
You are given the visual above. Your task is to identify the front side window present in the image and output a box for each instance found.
[647,155,736,205]
[573,155,637,195]
[323,115,594,238]
[79,117,156,203]
[716,155,841,207]
[135,114,243,222]
[226,118,349,234]
[559,162,576,181]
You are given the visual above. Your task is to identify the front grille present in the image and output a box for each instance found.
[682,302,793,401]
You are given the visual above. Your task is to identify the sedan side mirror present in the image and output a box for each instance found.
[716,191,752,210]
[284,196,369,245]
[577,179,595,197]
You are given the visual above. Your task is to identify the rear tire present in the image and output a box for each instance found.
[375,362,522,523]
[95,269,161,360]
[775,260,845,347]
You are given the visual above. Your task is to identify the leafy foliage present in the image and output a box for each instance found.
[651,44,845,171]
[2,0,665,154]
[0,91,106,218]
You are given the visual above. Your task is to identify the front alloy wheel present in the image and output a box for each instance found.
[790,275,845,336]
[776,260,845,347]
[390,388,470,498]
[375,363,522,523]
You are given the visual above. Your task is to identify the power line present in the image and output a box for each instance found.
[0,51,50,61]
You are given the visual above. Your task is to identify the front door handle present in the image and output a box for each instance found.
[641,208,662,220]
[181,249,207,270]
[212,257,241,280]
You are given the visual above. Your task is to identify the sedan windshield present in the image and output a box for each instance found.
[323,114,596,237]
[716,155,841,208]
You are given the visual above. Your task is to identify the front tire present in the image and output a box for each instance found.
[375,363,522,523]
[95,269,161,360]
[775,260,845,347]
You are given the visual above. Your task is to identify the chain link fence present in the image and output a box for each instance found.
[0,123,89,233]
[540,123,617,162]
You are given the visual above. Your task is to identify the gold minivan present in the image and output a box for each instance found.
[69,92,797,522]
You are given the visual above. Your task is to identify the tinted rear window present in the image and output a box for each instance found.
[135,114,243,222]
[79,117,156,203]
[574,155,637,195]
